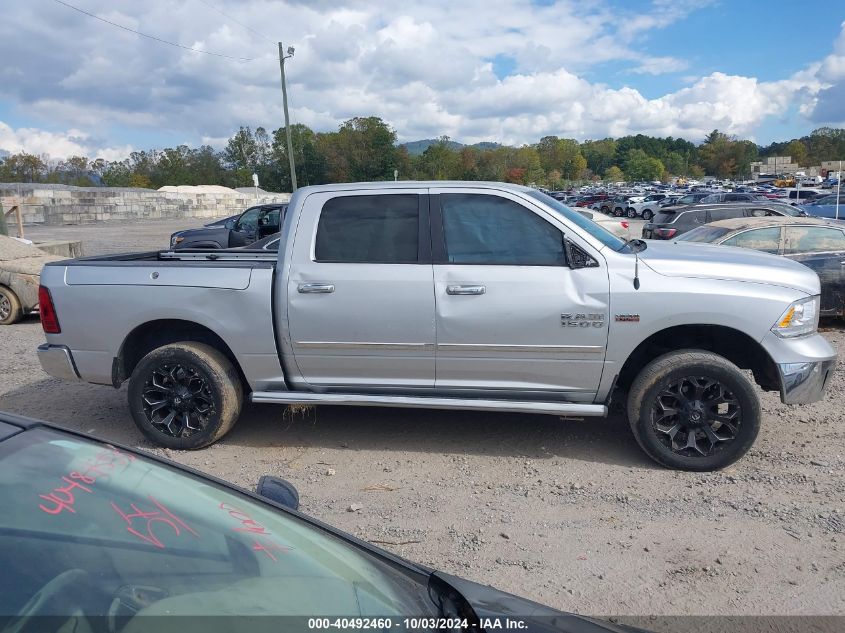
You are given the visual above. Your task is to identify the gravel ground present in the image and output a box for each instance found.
[1,219,843,620]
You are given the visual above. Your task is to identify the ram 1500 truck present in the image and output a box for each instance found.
[36,182,837,471]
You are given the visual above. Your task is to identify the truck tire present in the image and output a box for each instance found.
[626,350,760,471]
[0,286,23,325]
[128,342,243,449]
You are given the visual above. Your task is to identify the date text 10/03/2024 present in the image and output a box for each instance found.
[307,618,528,630]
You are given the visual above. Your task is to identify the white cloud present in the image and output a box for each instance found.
[0,0,842,159]
[0,121,131,161]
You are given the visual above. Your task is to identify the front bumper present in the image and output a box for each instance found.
[761,331,837,404]
[778,359,836,404]
[37,344,81,382]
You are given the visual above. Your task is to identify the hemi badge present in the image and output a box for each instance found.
[615,314,640,322]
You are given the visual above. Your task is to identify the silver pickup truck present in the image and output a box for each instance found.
[37,182,837,471]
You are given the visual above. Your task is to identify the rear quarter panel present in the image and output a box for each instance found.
[39,262,284,389]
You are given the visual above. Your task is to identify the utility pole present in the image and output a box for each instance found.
[278,42,297,192]
[836,159,841,221]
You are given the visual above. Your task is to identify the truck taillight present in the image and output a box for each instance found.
[39,285,61,334]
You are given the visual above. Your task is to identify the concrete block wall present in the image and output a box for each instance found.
[0,184,291,225]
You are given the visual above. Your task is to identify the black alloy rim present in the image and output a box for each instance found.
[141,363,215,437]
[651,376,742,457]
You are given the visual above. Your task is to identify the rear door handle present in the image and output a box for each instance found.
[298,283,335,294]
[446,285,485,295]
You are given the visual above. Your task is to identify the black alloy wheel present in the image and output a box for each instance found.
[627,350,761,471]
[651,376,741,457]
[141,363,216,438]
[128,342,243,449]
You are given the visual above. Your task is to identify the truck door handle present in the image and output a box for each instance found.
[298,283,335,294]
[446,285,485,295]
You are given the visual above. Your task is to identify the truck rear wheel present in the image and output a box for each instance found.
[128,342,243,449]
[626,350,760,471]
[0,286,23,325]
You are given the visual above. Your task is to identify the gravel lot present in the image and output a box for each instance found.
[1,219,843,622]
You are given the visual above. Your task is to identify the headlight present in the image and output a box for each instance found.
[171,236,184,248]
[771,296,820,338]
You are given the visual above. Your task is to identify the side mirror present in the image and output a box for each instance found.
[225,218,236,230]
[564,239,599,269]
[256,476,300,511]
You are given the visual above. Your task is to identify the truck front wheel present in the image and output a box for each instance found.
[128,342,243,449]
[627,350,760,471]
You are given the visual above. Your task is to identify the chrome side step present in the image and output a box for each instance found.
[250,391,607,417]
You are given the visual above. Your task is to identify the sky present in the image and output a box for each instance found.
[1,0,844,161]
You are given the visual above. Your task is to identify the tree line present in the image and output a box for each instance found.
[2,118,845,192]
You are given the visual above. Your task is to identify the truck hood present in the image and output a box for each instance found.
[638,240,820,295]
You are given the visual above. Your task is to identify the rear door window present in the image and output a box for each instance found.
[315,195,419,263]
[654,212,677,224]
[707,208,743,222]
[721,227,781,253]
[784,226,845,254]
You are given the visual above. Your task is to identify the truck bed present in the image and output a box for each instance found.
[53,248,278,266]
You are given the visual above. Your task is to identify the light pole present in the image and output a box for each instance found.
[278,42,297,192]
[836,159,841,221]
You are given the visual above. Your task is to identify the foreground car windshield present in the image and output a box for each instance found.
[0,428,434,622]
[524,190,626,250]
[676,226,733,242]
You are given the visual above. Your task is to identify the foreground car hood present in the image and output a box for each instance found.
[639,240,820,295]
[433,572,650,633]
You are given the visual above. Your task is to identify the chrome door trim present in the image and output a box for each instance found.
[295,341,435,352]
[436,343,604,354]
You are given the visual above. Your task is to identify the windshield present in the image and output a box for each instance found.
[675,226,733,243]
[0,428,435,621]
[524,190,626,250]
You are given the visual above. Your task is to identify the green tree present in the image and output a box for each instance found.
[604,165,624,182]
[582,138,617,176]
[699,130,739,178]
[320,117,398,182]
[535,136,585,180]
[101,161,132,187]
[223,126,259,186]
[417,136,460,180]
[624,149,664,181]
[272,123,326,191]
[0,152,47,182]
[784,140,808,167]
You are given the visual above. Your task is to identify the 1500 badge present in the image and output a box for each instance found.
[561,313,605,328]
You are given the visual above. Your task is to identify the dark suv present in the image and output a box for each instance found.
[642,203,795,239]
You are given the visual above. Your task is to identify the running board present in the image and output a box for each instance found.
[249,391,607,417]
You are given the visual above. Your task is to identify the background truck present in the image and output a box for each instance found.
[37,182,837,471]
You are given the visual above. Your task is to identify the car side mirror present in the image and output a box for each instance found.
[225,219,236,229]
[564,239,599,269]
[256,476,300,511]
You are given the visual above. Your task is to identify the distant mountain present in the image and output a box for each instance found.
[400,139,503,156]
